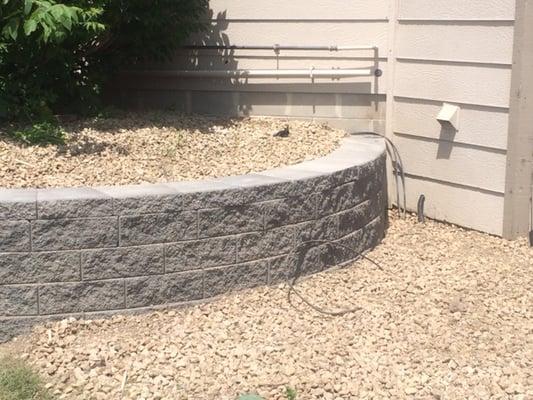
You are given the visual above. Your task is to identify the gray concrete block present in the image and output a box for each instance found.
[164,179,239,209]
[285,243,331,278]
[337,201,372,238]
[32,217,118,251]
[81,246,164,280]
[213,174,297,203]
[0,189,37,220]
[268,255,291,285]
[0,285,38,316]
[204,260,268,298]
[331,228,365,265]
[237,226,294,263]
[362,215,386,249]
[368,191,387,221]
[37,188,113,219]
[317,182,367,216]
[97,184,183,215]
[119,212,197,246]
[317,158,384,217]
[264,195,316,229]
[0,251,80,284]
[295,215,338,243]
[199,205,263,238]
[165,237,236,273]
[125,271,203,308]
[39,280,125,314]
[258,166,332,194]
[0,220,30,252]
[0,316,40,343]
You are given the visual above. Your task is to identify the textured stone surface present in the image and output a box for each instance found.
[0,220,30,252]
[39,280,125,314]
[338,201,372,237]
[0,251,80,284]
[98,184,183,215]
[199,205,264,237]
[317,181,367,217]
[0,189,37,220]
[32,218,118,251]
[0,135,387,342]
[237,227,294,263]
[125,271,203,308]
[0,285,38,316]
[81,246,164,280]
[119,212,197,246]
[332,228,366,265]
[204,261,269,298]
[295,214,339,243]
[264,195,316,229]
[165,237,236,272]
[268,255,292,284]
[37,188,113,219]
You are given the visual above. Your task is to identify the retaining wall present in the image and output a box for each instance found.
[0,134,386,342]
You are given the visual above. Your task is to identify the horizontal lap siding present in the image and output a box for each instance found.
[115,7,389,127]
[392,0,515,235]
[403,176,505,236]
[396,23,514,64]
[190,21,389,51]
[398,0,515,21]
[393,98,509,150]
[208,0,390,20]
[394,61,511,107]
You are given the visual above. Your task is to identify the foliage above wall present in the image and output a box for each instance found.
[0,0,208,121]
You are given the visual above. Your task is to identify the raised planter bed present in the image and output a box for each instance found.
[0,134,386,342]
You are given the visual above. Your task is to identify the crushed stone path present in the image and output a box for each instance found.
[2,212,532,399]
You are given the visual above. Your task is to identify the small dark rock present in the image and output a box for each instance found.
[273,126,290,138]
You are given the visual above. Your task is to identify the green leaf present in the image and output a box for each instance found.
[23,19,37,35]
[24,0,33,15]
[2,18,19,40]
[238,395,264,400]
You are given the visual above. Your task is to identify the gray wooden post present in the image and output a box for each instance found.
[503,0,533,239]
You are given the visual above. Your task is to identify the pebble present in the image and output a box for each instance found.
[2,212,531,400]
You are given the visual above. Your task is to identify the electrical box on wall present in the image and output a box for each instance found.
[437,103,460,130]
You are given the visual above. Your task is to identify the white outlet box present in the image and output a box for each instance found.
[437,103,460,130]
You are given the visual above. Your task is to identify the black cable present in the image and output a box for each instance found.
[286,239,386,317]
[351,132,407,218]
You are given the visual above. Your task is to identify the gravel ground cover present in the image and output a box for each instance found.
[1,212,532,400]
[0,113,345,188]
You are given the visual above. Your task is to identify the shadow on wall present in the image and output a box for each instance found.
[111,9,382,121]
[436,120,458,159]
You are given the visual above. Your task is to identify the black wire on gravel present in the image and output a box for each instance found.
[286,239,388,317]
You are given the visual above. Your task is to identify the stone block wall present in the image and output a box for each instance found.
[0,135,387,342]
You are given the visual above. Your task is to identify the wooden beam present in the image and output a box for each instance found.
[384,0,400,209]
[503,0,533,239]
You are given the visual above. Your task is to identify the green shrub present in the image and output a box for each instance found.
[0,356,54,400]
[11,121,65,145]
[0,0,208,121]
[285,387,297,400]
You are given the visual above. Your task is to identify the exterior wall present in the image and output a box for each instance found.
[111,0,522,236]
[113,0,390,133]
[388,0,516,235]
[0,136,387,342]
[503,0,533,239]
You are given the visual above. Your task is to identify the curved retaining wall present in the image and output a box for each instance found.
[0,134,386,341]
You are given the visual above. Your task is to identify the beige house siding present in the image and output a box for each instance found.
[115,0,390,133]
[113,0,523,236]
[388,0,515,235]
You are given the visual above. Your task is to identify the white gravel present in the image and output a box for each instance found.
[0,113,345,188]
[2,212,532,400]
